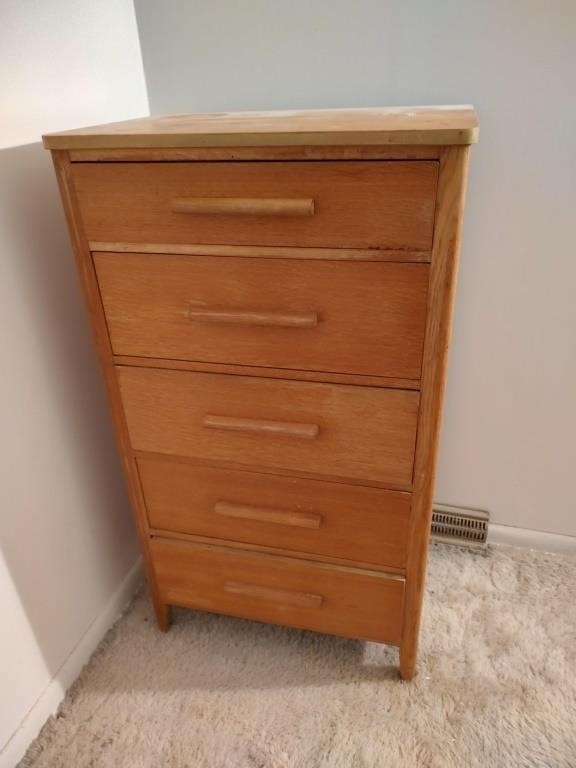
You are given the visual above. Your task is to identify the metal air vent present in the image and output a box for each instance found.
[431,504,489,547]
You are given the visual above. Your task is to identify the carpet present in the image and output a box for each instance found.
[20,543,576,768]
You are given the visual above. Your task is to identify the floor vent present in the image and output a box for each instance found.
[431,504,489,547]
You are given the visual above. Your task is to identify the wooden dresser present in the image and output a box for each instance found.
[44,107,478,679]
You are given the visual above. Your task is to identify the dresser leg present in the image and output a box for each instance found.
[399,642,417,681]
[154,600,172,632]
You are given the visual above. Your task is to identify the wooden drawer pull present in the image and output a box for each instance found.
[202,415,320,439]
[188,307,318,328]
[223,580,324,609]
[214,500,322,529]
[171,197,315,217]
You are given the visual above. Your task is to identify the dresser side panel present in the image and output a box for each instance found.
[400,146,471,679]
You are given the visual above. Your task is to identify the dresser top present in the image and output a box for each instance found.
[43,106,478,150]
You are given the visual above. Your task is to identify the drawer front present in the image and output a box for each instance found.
[119,367,419,488]
[73,161,438,250]
[150,538,405,644]
[95,253,429,380]
[139,457,411,569]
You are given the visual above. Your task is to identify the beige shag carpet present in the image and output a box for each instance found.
[20,543,576,768]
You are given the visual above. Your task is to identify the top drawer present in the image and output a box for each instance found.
[72,161,438,250]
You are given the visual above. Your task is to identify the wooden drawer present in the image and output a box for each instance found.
[119,367,419,488]
[139,457,411,569]
[150,537,405,644]
[73,161,438,250]
[95,253,429,380]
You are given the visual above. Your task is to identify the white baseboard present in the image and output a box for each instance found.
[488,523,576,555]
[1,558,143,768]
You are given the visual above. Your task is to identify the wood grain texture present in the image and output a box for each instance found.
[73,161,438,250]
[113,355,421,391]
[135,450,409,494]
[94,253,429,379]
[150,537,406,645]
[148,527,406,574]
[118,367,420,488]
[91,242,432,262]
[202,414,320,440]
[42,106,479,149]
[69,145,442,162]
[137,457,412,569]
[171,196,315,216]
[214,501,323,530]
[223,581,324,609]
[47,110,476,678]
[399,146,471,681]
[186,307,319,328]
[49,151,170,630]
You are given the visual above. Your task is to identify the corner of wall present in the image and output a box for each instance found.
[0,559,143,768]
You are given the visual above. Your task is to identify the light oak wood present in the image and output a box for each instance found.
[114,355,420,390]
[399,146,471,681]
[137,457,411,568]
[202,414,320,440]
[223,581,324,609]
[214,501,323,530]
[70,145,442,162]
[74,161,438,250]
[42,106,479,149]
[118,367,419,488]
[150,537,405,644]
[50,151,170,630]
[187,307,318,328]
[149,527,406,574]
[90,242,431,263]
[172,196,315,216]
[94,253,429,379]
[135,450,409,493]
[47,107,476,678]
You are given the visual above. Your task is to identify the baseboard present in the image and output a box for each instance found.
[488,523,576,555]
[1,558,143,768]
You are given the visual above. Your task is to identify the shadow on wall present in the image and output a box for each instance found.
[0,143,137,678]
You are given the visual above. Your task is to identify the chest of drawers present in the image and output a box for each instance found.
[44,107,478,679]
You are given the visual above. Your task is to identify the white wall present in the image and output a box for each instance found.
[134,0,576,538]
[1,8,573,761]
[0,1,148,764]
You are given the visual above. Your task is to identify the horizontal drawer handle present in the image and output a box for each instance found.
[223,580,324,609]
[188,307,318,328]
[202,415,320,440]
[214,500,322,529]
[171,197,315,217]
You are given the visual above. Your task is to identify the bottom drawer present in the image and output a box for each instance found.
[151,537,405,645]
